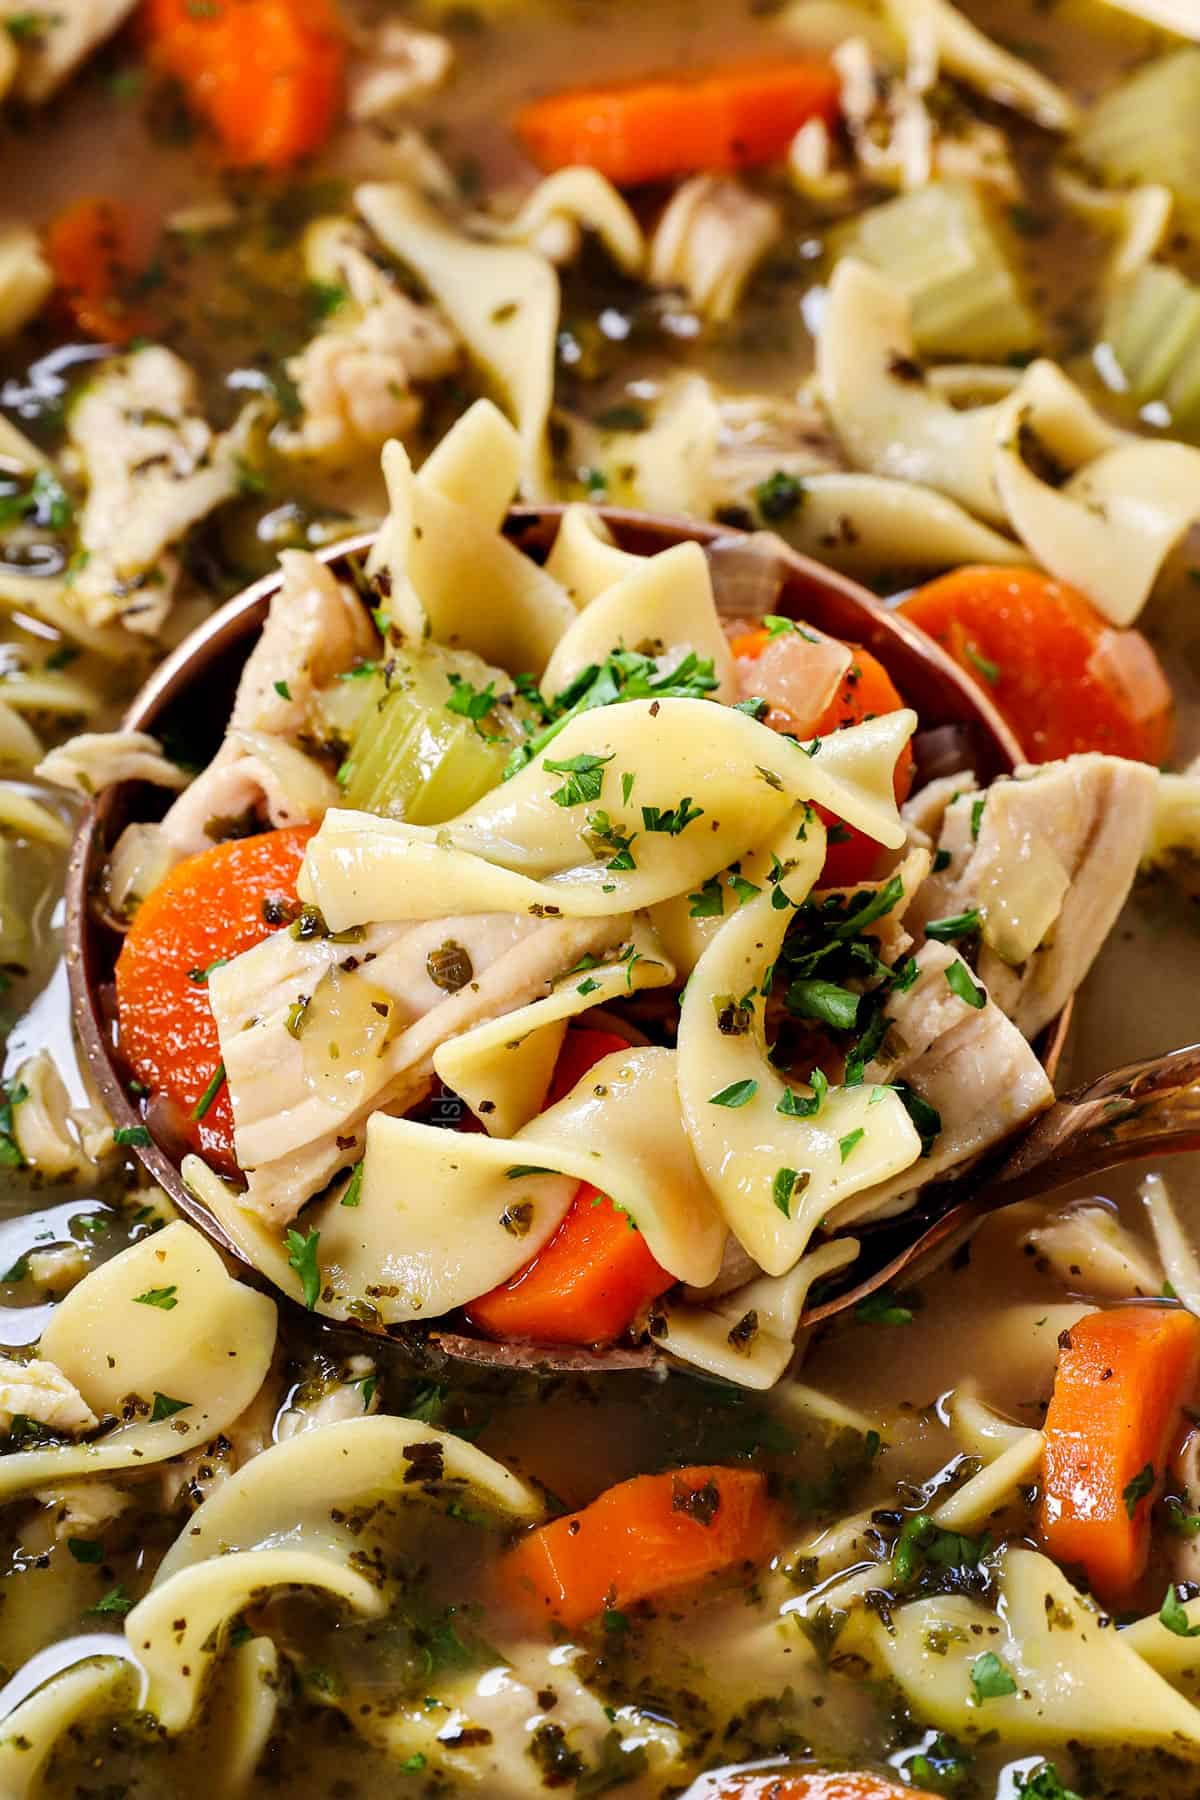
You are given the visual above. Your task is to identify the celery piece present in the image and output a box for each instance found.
[1105,262,1200,433]
[835,182,1039,360]
[342,652,511,824]
[1075,49,1200,230]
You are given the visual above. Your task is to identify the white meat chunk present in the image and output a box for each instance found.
[0,220,52,337]
[160,549,374,855]
[277,1356,378,1439]
[32,1480,130,1538]
[830,939,1053,1227]
[278,219,459,463]
[0,1356,97,1437]
[909,754,1158,1040]
[649,175,781,324]
[209,909,630,1222]
[67,346,254,634]
[345,19,451,122]
[1,0,136,103]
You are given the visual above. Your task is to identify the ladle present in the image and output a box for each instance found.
[63,507,1177,1373]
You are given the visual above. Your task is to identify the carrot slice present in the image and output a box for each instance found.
[501,1465,776,1626]
[465,1028,673,1345]
[1040,1304,1200,1604]
[43,198,157,346]
[514,59,839,187]
[899,565,1173,764]
[114,825,314,1173]
[142,0,345,169]
[705,1773,939,1800]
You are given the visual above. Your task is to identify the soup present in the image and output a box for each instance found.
[2,1,1200,1795]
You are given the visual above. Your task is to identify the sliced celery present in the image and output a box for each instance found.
[1105,262,1200,432]
[339,649,514,824]
[835,182,1039,361]
[1075,49,1200,229]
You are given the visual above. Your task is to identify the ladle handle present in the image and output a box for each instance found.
[986,1041,1200,1205]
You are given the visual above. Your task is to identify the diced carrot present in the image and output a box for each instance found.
[899,566,1173,765]
[501,1465,776,1627]
[1040,1305,1200,1604]
[513,59,839,187]
[114,825,314,1173]
[43,198,158,346]
[736,628,913,887]
[141,0,345,170]
[703,1772,939,1800]
[466,1027,673,1345]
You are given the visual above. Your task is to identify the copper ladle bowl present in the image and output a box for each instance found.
[64,506,1044,1370]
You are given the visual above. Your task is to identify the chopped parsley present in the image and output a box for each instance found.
[340,1162,364,1208]
[838,1127,865,1162]
[1015,1767,1082,1800]
[67,1537,104,1564]
[1159,1583,1200,1637]
[133,1285,178,1310]
[113,1124,151,1147]
[446,673,498,730]
[772,1166,808,1218]
[777,1069,828,1117]
[786,977,860,1031]
[190,1061,226,1122]
[970,795,986,840]
[969,1649,1016,1703]
[925,908,981,942]
[504,648,719,776]
[641,796,703,836]
[855,1289,913,1326]
[709,1079,758,1109]
[273,679,292,701]
[753,470,805,521]
[945,961,986,1009]
[87,1585,134,1616]
[285,1226,322,1311]
[1124,1461,1156,1518]
[688,878,725,919]
[150,1392,190,1421]
[545,750,612,808]
[964,642,1001,685]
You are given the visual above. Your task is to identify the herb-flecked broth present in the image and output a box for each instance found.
[4,0,1200,1794]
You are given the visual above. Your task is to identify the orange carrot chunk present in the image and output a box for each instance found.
[44,198,157,346]
[466,1028,673,1345]
[1040,1305,1200,1604]
[114,825,314,1173]
[502,1465,776,1627]
[707,1772,940,1800]
[899,565,1173,765]
[514,60,839,187]
[141,0,345,169]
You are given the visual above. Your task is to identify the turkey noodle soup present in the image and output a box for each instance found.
[3,0,1200,1796]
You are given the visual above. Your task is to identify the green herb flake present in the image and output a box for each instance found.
[969,1649,1016,1703]
[341,1162,364,1208]
[964,642,1001,685]
[150,1392,189,1421]
[773,1166,808,1218]
[133,1284,178,1310]
[273,679,292,701]
[545,750,613,808]
[753,471,804,522]
[190,1061,226,1122]
[709,1079,758,1109]
[855,1289,913,1326]
[88,1584,134,1616]
[838,1127,865,1163]
[777,1069,828,1118]
[786,977,860,1031]
[945,961,986,1009]
[67,1537,104,1564]
[113,1125,151,1147]
[285,1226,322,1311]
[688,878,725,920]
[641,796,703,836]
[925,908,981,942]
[970,796,986,840]
[1124,1461,1156,1519]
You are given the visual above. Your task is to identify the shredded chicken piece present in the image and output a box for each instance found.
[36,730,189,798]
[910,754,1158,1040]
[345,19,452,122]
[211,912,631,1222]
[1022,1200,1163,1300]
[159,1366,283,1511]
[32,1480,130,1539]
[0,1356,97,1437]
[278,221,458,463]
[0,220,52,338]
[277,1357,379,1439]
[0,0,136,103]
[710,392,843,517]
[831,939,1054,1227]
[160,549,375,855]
[66,346,255,634]
[649,176,781,325]
[27,1243,91,1295]
[900,770,978,848]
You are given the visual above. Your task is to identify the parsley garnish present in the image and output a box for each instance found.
[341,1162,364,1208]
[1015,1766,1083,1800]
[67,1537,104,1564]
[969,1649,1016,1703]
[150,1392,189,1421]
[190,1061,225,1122]
[133,1285,178,1310]
[273,679,292,701]
[545,750,612,808]
[285,1227,322,1310]
[688,878,725,919]
[925,908,981,942]
[945,961,985,1009]
[585,810,637,870]
[113,1124,151,1147]
[446,673,498,730]
[1124,1461,1156,1518]
[1160,1583,1200,1637]
[505,648,718,775]
[838,1127,865,1162]
[970,796,985,840]
[88,1585,134,1616]
[964,643,1001,685]
[772,1166,808,1218]
[709,1079,758,1108]
[753,470,804,521]
[187,957,229,985]
[777,1069,828,1117]
[641,796,703,836]
[786,978,860,1031]
[856,1289,912,1325]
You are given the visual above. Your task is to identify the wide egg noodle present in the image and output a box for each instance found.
[297,700,917,930]
[991,360,1200,625]
[676,822,921,1276]
[0,1223,277,1501]
[544,504,648,607]
[432,921,675,1136]
[538,539,736,706]
[778,471,1026,575]
[127,1551,385,1733]
[368,421,575,676]
[407,389,521,531]
[817,258,1006,523]
[882,0,1077,129]
[0,1657,139,1797]
[356,182,557,495]
[868,1546,1200,1752]
[656,1236,860,1390]
[477,166,645,276]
